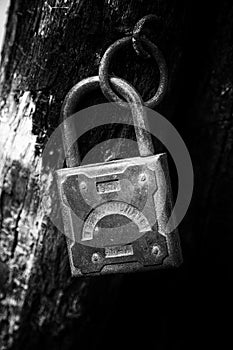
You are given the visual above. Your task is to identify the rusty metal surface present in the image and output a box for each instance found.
[56,153,182,276]
[61,75,154,163]
[58,72,181,277]
[132,14,160,58]
[98,36,168,108]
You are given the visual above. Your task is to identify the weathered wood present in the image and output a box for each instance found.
[0,0,232,349]
[0,1,186,348]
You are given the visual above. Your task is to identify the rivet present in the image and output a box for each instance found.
[139,173,146,182]
[91,253,101,264]
[79,181,87,191]
[151,245,161,257]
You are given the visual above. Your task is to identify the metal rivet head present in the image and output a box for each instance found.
[139,173,147,182]
[79,181,87,191]
[151,244,161,257]
[91,253,101,264]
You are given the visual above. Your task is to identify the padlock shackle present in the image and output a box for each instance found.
[61,76,154,168]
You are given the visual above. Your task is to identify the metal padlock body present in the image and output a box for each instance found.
[56,154,182,275]
[56,76,182,276]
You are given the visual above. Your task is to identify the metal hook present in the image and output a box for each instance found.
[132,14,160,58]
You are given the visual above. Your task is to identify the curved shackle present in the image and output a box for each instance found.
[61,76,154,168]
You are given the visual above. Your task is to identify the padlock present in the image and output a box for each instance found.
[55,76,182,276]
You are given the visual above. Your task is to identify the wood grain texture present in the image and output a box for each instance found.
[0,0,232,349]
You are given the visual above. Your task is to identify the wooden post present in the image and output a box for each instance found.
[0,1,232,349]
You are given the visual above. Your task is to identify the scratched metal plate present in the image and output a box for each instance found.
[56,153,182,276]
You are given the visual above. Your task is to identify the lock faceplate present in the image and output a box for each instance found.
[56,153,182,276]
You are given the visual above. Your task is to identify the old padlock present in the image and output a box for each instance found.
[55,75,182,276]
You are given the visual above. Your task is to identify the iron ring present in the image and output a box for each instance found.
[99,36,168,109]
